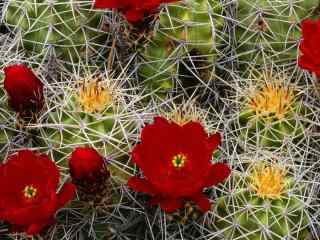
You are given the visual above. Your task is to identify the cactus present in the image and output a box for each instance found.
[138,0,225,93]
[235,0,319,66]
[235,72,309,149]
[0,0,320,239]
[3,0,109,63]
[36,72,136,182]
[214,161,312,240]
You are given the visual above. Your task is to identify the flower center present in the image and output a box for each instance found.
[249,84,295,119]
[23,185,37,199]
[250,165,286,199]
[172,154,187,168]
[79,81,112,113]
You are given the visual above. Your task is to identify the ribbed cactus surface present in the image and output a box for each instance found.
[39,79,135,165]
[215,163,311,240]
[236,79,308,149]
[139,0,224,92]
[4,0,108,62]
[235,0,319,65]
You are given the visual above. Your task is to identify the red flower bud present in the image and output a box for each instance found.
[69,147,108,182]
[0,150,76,235]
[4,64,44,117]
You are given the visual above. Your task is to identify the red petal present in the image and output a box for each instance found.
[128,177,156,195]
[182,121,207,139]
[301,19,318,38]
[26,219,54,236]
[150,196,183,213]
[1,194,58,225]
[94,0,122,8]
[125,10,145,22]
[205,163,231,187]
[190,193,211,212]
[57,183,76,208]
[208,132,221,151]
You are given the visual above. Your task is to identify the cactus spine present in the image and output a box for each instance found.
[214,162,311,240]
[236,72,309,149]
[235,0,319,66]
[4,0,109,63]
[138,0,224,93]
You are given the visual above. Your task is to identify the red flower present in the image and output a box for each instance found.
[0,150,76,236]
[128,117,231,213]
[94,0,178,23]
[4,64,44,116]
[69,147,108,182]
[298,19,320,78]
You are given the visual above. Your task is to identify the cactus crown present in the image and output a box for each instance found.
[78,80,114,113]
[250,163,287,199]
[249,83,296,120]
[161,100,205,126]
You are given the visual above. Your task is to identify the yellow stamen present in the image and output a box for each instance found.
[23,185,37,199]
[78,81,113,113]
[250,164,286,199]
[249,83,295,119]
[172,154,187,168]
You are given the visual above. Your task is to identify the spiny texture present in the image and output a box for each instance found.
[4,0,109,63]
[213,160,314,240]
[138,0,224,93]
[0,75,15,160]
[235,0,319,66]
[235,71,311,149]
[0,0,320,239]
[37,74,137,174]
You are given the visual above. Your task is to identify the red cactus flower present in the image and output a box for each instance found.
[298,19,320,78]
[128,117,231,213]
[4,64,44,116]
[94,0,178,23]
[0,150,76,236]
[69,147,108,182]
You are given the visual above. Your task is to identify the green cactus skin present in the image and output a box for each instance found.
[237,84,309,149]
[0,80,15,160]
[4,0,108,63]
[235,0,319,66]
[138,0,225,93]
[214,170,310,240]
[38,87,135,174]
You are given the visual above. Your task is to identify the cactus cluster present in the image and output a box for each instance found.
[0,0,319,239]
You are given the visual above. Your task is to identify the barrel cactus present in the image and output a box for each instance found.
[138,0,225,93]
[214,161,312,240]
[236,75,309,149]
[235,0,319,66]
[37,72,136,181]
[3,0,109,63]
